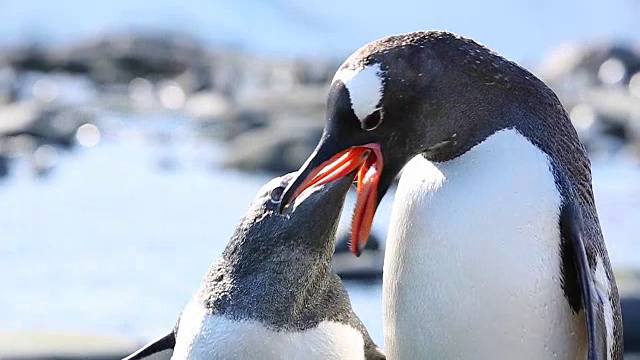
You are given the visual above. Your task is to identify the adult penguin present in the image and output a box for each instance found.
[279,31,623,359]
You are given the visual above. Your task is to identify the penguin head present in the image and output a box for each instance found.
[229,172,354,254]
[279,31,517,255]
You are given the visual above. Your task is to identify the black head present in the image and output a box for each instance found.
[279,30,563,253]
[225,172,354,263]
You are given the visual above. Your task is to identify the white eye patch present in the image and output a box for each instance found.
[332,63,384,122]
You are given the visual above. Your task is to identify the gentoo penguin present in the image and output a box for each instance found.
[124,172,385,360]
[279,31,623,359]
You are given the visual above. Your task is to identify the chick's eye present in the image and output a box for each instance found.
[361,109,382,131]
[270,186,285,203]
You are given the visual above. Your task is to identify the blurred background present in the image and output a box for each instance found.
[1,0,640,358]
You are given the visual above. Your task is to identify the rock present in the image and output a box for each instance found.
[0,154,8,179]
[184,91,234,121]
[290,59,339,85]
[221,121,322,173]
[0,101,94,148]
[2,44,71,74]
[2,32,213,87]
[0,101,40,136]
[333,227,384,280]
[211,79,327,170]
[199,108,269,142]
[538,41,640,89]
[574,87,640,156]
[0,67,18,104]
[238,84,327,118]
[540,42,640,158]
[0,100,94,177]
[13,72,98,106]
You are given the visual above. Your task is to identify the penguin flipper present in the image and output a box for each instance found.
[560,201,608,360]
[123,330,175,360]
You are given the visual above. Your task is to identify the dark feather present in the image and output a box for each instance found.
[560,200,607,360]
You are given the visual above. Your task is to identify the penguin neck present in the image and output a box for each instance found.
[195,205,348,329]
[199,232,341,330]
[222,229,335,283]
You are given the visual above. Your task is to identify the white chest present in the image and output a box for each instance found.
[382,129,587,359]
[172,299,366,360]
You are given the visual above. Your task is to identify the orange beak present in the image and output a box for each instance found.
[282,143,383,256]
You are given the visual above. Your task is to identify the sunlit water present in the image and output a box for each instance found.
[0,125,638,345]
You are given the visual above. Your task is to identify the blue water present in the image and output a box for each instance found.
[0,126,639,345]
[1,0,639,62]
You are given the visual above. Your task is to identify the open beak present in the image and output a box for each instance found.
[279,142,383,256]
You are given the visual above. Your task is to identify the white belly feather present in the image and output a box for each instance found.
[383,128,587,359]
[172,299,366,360]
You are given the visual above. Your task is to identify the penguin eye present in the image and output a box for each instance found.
[270,186,285,203]
[361,109,382,131]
